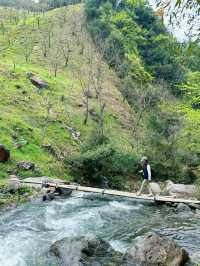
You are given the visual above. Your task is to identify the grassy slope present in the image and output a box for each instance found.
[0,4,133,184]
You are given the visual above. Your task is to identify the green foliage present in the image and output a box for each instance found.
[66,130,139,189]
[138,34,186,88]
[85,0,200,185]
[180,71,200,109]
[85,0,185,86]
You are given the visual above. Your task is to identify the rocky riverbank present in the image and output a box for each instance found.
[0,176,72,210]
[0,179,42,211]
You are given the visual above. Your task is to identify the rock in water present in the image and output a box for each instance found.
[123,233,189,266]
[0,144,10,162]
[50,234,122,266]
[176,203,192,213]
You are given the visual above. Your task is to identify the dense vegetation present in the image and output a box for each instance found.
[82,0,200,184]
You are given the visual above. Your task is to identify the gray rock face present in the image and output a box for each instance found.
[50,234,122,266]
[123,233,189,266]
[0,144,10,162]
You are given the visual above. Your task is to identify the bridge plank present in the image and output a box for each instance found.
[19,180,200,205]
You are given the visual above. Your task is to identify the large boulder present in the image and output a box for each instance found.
[123,233,189,266]
[27,73,48,89]
[164,180,196,198]
[50,234,122,266]
[0,144,10,162]
[149,182,161,196]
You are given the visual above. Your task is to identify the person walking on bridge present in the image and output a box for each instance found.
[137,156,152,196]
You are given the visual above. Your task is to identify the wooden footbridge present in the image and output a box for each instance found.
[18,179,200,206]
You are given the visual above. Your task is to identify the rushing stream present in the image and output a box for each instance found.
[0,192,200,266]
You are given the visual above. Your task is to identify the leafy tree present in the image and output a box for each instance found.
[66,129,139,188]
[180,71,200,109]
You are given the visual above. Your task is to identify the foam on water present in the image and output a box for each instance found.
[109,239,128,253]
[109,201,142,210]
[0,193,199,266]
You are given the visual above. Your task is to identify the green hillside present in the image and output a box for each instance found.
[84,0,200,184]
[0,0,199,190]
[0,4,133,186]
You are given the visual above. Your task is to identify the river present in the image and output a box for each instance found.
[0,192,200,265]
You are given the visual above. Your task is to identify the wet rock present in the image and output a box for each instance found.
[164,180,196,198]
[50,234,122,266]
[194,209,200,218]
[176,203,192,213]
[42,187,56,201]
[0,144,10,162]
[123,232,189,266]
[188,203,200,210]
[56,187,72,197]
[17,161,35,171]
[27,72,48,89]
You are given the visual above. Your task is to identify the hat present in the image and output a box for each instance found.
[140,156,148,162]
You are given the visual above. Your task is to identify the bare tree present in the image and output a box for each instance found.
[20,34,34,62]
[40,96,53,146]
[0,21,6,38]
[62,40,72,67]
[40,31,49,58]
[79,77,91,125]
[42,18,54,49]
[49,46,61,77]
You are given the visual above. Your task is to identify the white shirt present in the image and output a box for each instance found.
[147,164,151,181]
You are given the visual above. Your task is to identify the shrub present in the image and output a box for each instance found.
[65,144,138,189]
